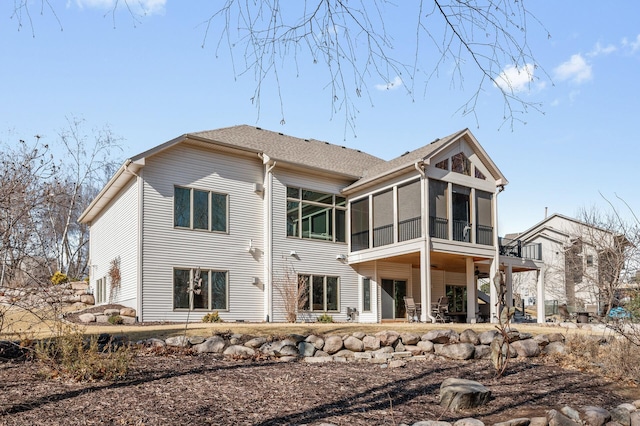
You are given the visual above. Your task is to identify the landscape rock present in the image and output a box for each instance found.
[363,335,381,351]
[323,335,344,354]
[511,338,541,357]
[187,336,205,345]
[439,378,491,411]
[436,343,475,360]
[459,329,480,345]
[376,330,400,347]
[244,337,267,348]
[343,336,364,352]
[417,340,435,353]
[548,409,581,426]
[165,336,190,348]
[453,418,485,426]
[223,345,255,358]
[104,308,120,316]
[473,345,491,359]
[145,338,166,348]
[275,345,299,357]
[305,335,325,350]
[610,407,631,426]
[582,406,611,426]
[561,406,581,423]
[630,412,640,426]
[193,336,226,353]
[119,307,136,317]
[388,359,406,368]
[333,349,355,359]
[618,403,636,413]
[78,313,96,323]
[400,332,421,345]
[80,294,95,305]
[298,341,316,357]
[423,329,459,344]
[494,419,531,426]
[529,417,548,426]
[543,341,567,355]
[352,331,366,340]
[479,330,500,345]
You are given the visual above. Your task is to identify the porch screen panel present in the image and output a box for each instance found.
[373,190,394,247]
[452,185,470,242]
[475,190,493,245]
[350,198,369,251]
[428,179,448,239]
[397,180,421,242]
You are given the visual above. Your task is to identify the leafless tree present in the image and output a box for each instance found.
[570,203,640,316]
[272,256,309,323]
[10,1,550,133]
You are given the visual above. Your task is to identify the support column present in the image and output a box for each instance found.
[506,263,513,308]
[537,265,546,323]
[420,244,433,322]
[466,257,476,323]
[489,259,498,323]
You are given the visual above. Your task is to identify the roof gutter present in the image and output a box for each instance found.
[78,159,132,224]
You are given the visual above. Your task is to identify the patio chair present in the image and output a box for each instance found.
[404,296,420,322]
[431,296,449,323]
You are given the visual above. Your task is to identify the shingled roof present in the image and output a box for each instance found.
[186,125,385,178]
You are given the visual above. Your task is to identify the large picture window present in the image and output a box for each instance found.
[173,268,228,310]
[174,187,228,232]
[287,187,346,242]
[299,274,339,312]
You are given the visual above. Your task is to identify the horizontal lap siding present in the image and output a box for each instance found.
[271,170,357,322]
[89,177,138,309]
[141,145,264,322]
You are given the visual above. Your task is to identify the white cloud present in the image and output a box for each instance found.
[622,34,640,53]
[554,54,592,84]
[74,0,166,15]
[588,42,617,57]
[494,63,535,93]
[375,76,403,91]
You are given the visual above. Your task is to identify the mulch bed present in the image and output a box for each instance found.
[0,351,635,426]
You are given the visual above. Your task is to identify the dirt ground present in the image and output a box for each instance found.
[1,351,637,426]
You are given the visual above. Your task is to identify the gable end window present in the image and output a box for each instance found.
[174,187,228,232]
[451,152,471,176]
[287,187,346,243]
[173,268,228,311]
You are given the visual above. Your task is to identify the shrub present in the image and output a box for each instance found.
[50,271,68,285]
[108,315,124,325]
[202,311,223,323]
[317,313,334,323]
[34,326,133,381]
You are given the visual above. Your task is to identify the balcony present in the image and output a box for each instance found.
[398,216,421,242]
[499,237,542,260]
[429,216,448,239]
[476,224,493,246]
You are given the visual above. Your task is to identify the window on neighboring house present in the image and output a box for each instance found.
[299,274,339,312]
[446,285,467,314]
[174,187,228,232]
[586,255,594,267]
[435,158,448,170]
[451,152,471,176]
[362,277,371,312]
[173,268,228,310]
[286,187,346,242]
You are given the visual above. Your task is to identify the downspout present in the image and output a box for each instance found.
[259,153,276,322]
[415,161,436,323]
[490,183,506,323]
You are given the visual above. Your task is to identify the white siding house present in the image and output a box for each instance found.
[80,125,543,323]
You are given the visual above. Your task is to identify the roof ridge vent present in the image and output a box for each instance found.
[401,151,410,156]
[430,138,440,144]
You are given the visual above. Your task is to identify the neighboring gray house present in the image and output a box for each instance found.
[79,125,543,323]
[506,213,625,315]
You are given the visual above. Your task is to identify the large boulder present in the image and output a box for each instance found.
[400,332,421,345]
[80,294,95,305]
[223,345,255,358]
[436,343,475,360]
[78,312,96,323]
[543,341,567,355]
[511,338,541,357]
[548,409,581,426]
[165,336,190,348]
[343,336,364,352]
[459,329,480,345]
[119,307,136,317]
[298,341,316,357]
[363,335,381,351]
[581,406,611,426]
[375,330,400,347]
[193,336,226,353]
[323,335,344,354]
[305,335,325,350]
[439,378,491,411]
[423,329,459,344]
[479,330,500,345]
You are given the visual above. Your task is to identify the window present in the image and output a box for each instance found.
[173,268,228,310]
[96,277,107,304]
[350,198,370,251]
[174,187,228,232]
[286,187,346,242]
[446,285,467,314]
[586,255,594,267]
[451,152,471,176]
[299,274,339,312]
[474,168,486,180]
[435,158,448,170]
[362,277,371,312]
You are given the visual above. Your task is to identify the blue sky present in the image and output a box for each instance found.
[2,1,639,236]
